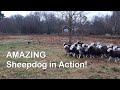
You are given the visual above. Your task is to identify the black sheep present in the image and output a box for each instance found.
[86,45,102,58]
[70,43,79,58]
[101,45,109,57]
[107,48,120,62]
[63,43,72,56]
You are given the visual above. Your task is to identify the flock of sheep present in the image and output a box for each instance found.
[63,41,120,62]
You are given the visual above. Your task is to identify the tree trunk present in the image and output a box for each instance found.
[68,14,72,44]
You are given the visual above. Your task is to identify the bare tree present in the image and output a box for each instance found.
[43,12,54,34]
[60,11,86,44]
[77,14,87,42]
[0,11,4,21]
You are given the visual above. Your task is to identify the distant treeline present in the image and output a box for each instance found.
[0,11,120,35]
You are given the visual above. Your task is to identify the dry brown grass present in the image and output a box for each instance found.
[0,34,120,79]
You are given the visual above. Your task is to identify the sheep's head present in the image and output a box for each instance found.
[76,41,80,44]
[107,48,113,52]
[97,42,101,45]
[63,43,67,46]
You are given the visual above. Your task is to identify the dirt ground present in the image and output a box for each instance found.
[0,34,120,45]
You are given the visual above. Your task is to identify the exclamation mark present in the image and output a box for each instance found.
[85,61,87,68]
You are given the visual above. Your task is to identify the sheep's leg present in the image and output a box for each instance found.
[116,57,119,62]
[104,54,107,58]
[118,58,120,63]
[115,57,119,63]
[90,55,94,59]
[92,55,95,58]
[73,53,76,57]
[115,58,117,63]
[75,54,78,59]
[117,57,120,62]
[66,53,69,57]
[101,55,104,59]
[78,54,81,59]
[83,55,85,59]
[89,55,92,59]
[65,52,67,55]
[108,56,112,62]
[65,52,67,56]
[86,55,88,58]
[88,54,91,58]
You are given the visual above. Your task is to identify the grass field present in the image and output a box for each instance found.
[0,35,120,79]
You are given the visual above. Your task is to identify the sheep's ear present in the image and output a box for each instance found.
[63,43,66,46]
